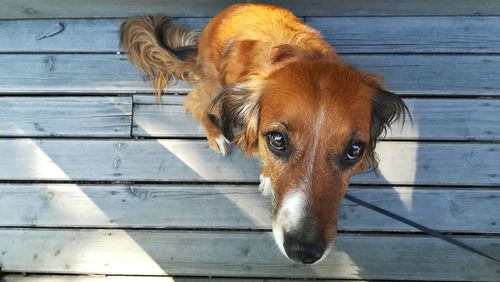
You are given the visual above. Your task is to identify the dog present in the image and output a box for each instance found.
[121,3,408,264]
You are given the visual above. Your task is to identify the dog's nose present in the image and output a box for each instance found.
[283,233,326,264]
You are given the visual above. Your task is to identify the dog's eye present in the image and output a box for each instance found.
[266,131,287,153]
[344,142,364,162]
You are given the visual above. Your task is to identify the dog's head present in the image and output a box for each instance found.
[212,60,408,264]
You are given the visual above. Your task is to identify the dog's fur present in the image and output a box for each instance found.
[121,3,408,264]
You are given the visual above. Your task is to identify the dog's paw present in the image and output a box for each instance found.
[215,134,231,156]
[208,134,231,156]
[259,174,273,197]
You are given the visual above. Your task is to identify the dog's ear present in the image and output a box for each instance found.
[209,85,261,155]
[367,88,410,169]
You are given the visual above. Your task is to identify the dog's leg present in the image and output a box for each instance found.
[185,86,231,156]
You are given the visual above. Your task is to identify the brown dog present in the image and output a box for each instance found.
[121,3,408,264]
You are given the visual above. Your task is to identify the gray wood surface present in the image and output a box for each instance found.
[0,139,498,185]
[1,54,500,95]
[0,276,342,282]
[1,5,499,281]
[2,17,499,54]
[0,229,498,280]
[2,0,500,18]
[0,54,191,94]
[0,18,208,53]
[0,139,259,182]
[276,0,500,16]
[0,96,497,140]
[307,17,500,54]
[133,94,186,105]
[132,97,500,141]
[133,103,204,138]
[0,96,132,137]
[0,184,497,233]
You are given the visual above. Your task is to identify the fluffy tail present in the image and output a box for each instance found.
[120,15,199,102]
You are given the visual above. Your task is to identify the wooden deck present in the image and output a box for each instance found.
[0,1,499,281]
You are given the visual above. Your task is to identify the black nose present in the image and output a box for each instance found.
[284,234,326,264]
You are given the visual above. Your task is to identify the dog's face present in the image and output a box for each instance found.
[214,60,407,264]
[258,62,373,264]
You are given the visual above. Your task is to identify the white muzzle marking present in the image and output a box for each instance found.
[272,189,307,258]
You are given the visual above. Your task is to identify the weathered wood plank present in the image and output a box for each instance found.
[2,0,500,18]
[133,94,186,105]
[0,96,132,137]
[0,18,209,53]
[307,17,500,54]
[0,139,498,185]
[2,17,499,54]
[0,229,498,280]
[0,54,191,94]
[133,103,204,138]
[1,54,499,95]
[1,276,346,282]
[0,139,259,182]
[0,184,498,233]
[132,97,500,141]
[347,55,500,95]
[1,277,176,282]
[277,0,500,16]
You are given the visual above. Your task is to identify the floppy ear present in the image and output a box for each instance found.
[209,85,261,155]
[367,88,410,169]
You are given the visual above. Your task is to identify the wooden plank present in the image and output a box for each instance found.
[307,17,500,54]
[1,276,345,282]
[0,139,260,182]
[133,94,185,105]
[0,96,132,137]
[0,18,209,53]
[1,54,500,95]
[132,97,500,141]
[2,17,499,54]
[0,229,498,280]
[392,98,500,141]
[1,277,178,282]
[133,104,204,138]
[0,0,244,18]
[2,0,500,18]
[0,54,191,94]
[0,139,498,185]
[277,0,500,16]
[0,184,498,233]
[347,55,500,95]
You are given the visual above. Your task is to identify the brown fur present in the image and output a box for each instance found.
[121,3,408,262]
[120,15,199,103]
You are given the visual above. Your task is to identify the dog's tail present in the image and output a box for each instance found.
[120,15,199,102]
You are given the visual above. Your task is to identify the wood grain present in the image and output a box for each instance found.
[307,17,500,54]
[0,18,209,53]
[0,96,132,137]
[0,139,498,185]
[0,229,498,280]
[2,0,500,18]
[0,139,259,182]
[0,184,498,233]
[0,54,191,94]
[132,97,500,141]
[0,276,342,282]
[2,17,499,54]
[1,54,499,95]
